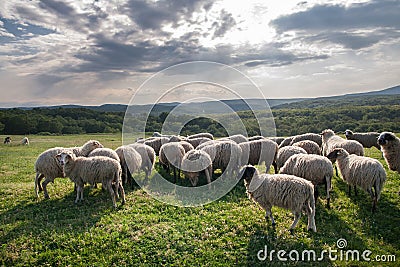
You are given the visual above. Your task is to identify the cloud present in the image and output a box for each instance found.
[212,10,237,38]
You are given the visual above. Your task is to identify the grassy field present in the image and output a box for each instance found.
[0,134,399,266]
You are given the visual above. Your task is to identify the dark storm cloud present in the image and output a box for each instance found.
[271,0,400,49]
[212,10,237,38]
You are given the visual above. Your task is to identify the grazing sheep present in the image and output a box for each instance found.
[187,133,214,140]
[219,134,248,144]
[88,148,120,161]
[159,142,185,183]
[34,140,103,199]
[345,129,380,150]
[279,154,333,208]
[292,140,321,155]
[144,137,170,156]
[289,133,323,147]
[115,146,142,188]
[56,151,124,208]
[267,137,285,146]
[179,141,194,153]
[248,135,265,141]
[4,137,11,144]
[240,165,316,232]
[239,139,278,173]
[378,132,400,173]
[186,137,212,148]
[327,148,386,212]
[278,136,294,148]
[169,135,186,142]
[195,140,218,150]
[321,129,364,157]
[129,143,156,183]
[275,146,307,171]
[181,149,213,188]
[21,137,29,145]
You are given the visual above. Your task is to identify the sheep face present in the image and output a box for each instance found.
[326,148,347,163]
[378,132,396,146]
[344,130,353,138]
[56,151,75,167]
[239,165,257,183]
[89,140,103,149]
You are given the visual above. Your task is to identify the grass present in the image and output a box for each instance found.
[0,134,399,266]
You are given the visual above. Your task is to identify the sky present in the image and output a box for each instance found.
[0,0,399,107]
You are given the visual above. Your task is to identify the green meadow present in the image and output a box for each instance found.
[0,134,399,266]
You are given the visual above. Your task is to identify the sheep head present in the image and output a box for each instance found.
[378,132,397,146]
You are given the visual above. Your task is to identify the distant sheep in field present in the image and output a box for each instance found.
[34,140,103,199]
[159,142,185,183]
[345,129,380,150]
[275,146,307,171]
[129,143,156,184]
[219,134,248,144]
[327,148,386,212]
[321,129,364,157]
[289,133,322,147]
[4,137,11,144]
[21,137,29,145]
[378,132,400,173]
[56,151,125,208]
[280,154,333,208]
[181,149,213,188]
[115,146,142,188]
[144,137,170,156]
[292,140,321,155]
[240,165,316,232]
[239,139,278,173]
[186,137,212,148]
[200,140,242,177]
[187,133,213,140]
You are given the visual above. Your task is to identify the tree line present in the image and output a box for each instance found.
[1,103,399,136]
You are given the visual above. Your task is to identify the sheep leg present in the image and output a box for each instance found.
[354,186,358,196]
[119,181,126,205]
[368,187,377,213]
[205,168,212,190]
[173,166,177,184]
[107,182,117,208]
[265,208,276,226]
[304,204,317,232]
[42,177,54,199]
[75,185,82,203]
[290,212,301,233]
[348,185,352,196]
[325,176,331,209]
[34,173,44,197]
[272,162,278,174]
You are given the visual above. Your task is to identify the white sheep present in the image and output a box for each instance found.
[186,137,212,148]
[239,139,278,173]
[378,132,400,173]
[327,148,386,212]
[292,140,321,155]
[275,146,307,171]
[159,142,185,183]
[278,136,294,148]
[195,140,218,150]
[345,129,380,150]
[279,154,333,208]
[88,148,120,161]
[34,140,103,199]
[144,137,170,156]
[321,129,364,157]
[56,151,125,208]
[181,149,213,188]
[219,134,248,144]
[169,135,187,142]
[179,141,194,153]
[240,165,316,232]
[21,137,29,145]
[289,133,322,147]
[267,137,285,146]
[200,140,242,177]
[187,133,214,140]
[115,146,142,188]
[128,143,156,184]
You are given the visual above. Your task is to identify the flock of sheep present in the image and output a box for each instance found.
[32,129,400,232]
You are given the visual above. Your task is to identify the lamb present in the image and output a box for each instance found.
[115,146,142,188]
[129,143,156,183]
[289,133,323,147]
[144,137,170,156]
[240,165,316,232]
[34,140,103,199]
[321,129,364,157]
[186,137,212,148]
[378,132,400,173]
[292,140,321,155]
[239,139,278,173]
[187,133,214,140]
[56,151,125,208]
[345,129,380,150]
[200,140,242,177]
[219,134,248,144]
[179,141,194,153]
[159,142,185,183]
[21,137,29,145]
[4,137,11,144]
[279,154,333,208]
[88,148,120,161]
[327,148,386,212]
[181,149,213,188]
[275,146,307,171]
